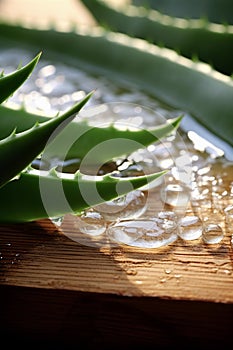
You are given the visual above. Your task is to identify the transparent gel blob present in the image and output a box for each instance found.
[75,210,107,236]
[93,190,148,222]
[202,223,224,244]
[178,215,203,241]
[224,204,233,225]
[160,183,191,217]
[158,210,178,223]
[107,217,178,248]
[57,213,111,248]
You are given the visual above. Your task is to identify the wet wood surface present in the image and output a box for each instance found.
[0,191,232,303]
[0,189,232,347]
[0,1,233,347]
[0,162,232,347]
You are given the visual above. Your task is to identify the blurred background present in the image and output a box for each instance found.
[0,0,96,26]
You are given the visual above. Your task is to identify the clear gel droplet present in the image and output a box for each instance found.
[94,190,147,222]
[51,216,63,227]
[202,224,224,244]
[77,210,107,236]
[58,213,111,249]
[160,183,190,210]
[108,218,177,248]
[224,205,233,226]
[178,215,203,240]
[158,210,178,222]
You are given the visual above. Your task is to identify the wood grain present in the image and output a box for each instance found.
[0,203,232,302]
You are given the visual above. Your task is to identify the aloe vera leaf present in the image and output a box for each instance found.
[81,0,233,75]
[42,115,182,165]
[0,169,167,223]
[0,23,231,148]
[0,53,41,104]
[1,25,232,144]
[133,0,233,24]
[0,104,182,165]
[0,91,93,188]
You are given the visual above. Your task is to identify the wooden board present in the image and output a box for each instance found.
[0,200,233,347]
[0,173,232,302]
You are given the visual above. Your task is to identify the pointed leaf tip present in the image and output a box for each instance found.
[0,52,42,104]
[170,114,183,127]
[0,91,93,188]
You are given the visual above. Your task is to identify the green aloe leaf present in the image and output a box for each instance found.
[0,53,170,223]
[0,23,231,149]
[81,0,233,75]
[0,52,41,104]
[0,91,93,188]
[0,104,182,165]
[0,169,167,223]
[132,0,233,24]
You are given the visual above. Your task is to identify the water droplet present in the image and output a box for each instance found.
[51,216,63,227]
[107,218,178,248]
[191,183,224,224]
[94,190,147,222]
[202,224,224,244]
[126,149,164,190]
[197,166,211,176]
[151,141,175,169]
[76,210,107,236]
[126,269,137,276]
[191,184,211,204]
[135,280,143,285]
[174,274,182,279]
[31,157,51,170]
[224,205,233,226]
[190,152,209,172]
[158,210,178,222]
[160,183,190,209]
[59,213,110,248]
[160,278,167,283]
[178,215,203,240]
